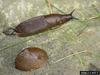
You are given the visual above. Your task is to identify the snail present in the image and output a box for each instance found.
[3,9,78,37]
[15,47,48,71]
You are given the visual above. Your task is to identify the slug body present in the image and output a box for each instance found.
[3,10,77,37]
[15,47,48,71]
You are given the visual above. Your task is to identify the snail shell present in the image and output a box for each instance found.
[15,47,48,71]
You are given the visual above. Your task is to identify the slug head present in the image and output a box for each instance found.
[3,28,16,36]
[66,9,79,20]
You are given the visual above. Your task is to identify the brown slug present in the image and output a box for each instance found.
[3,10,78,37]
[15,47,48,71]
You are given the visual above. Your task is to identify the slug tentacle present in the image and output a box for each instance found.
[67,9,79,20]
[69,9,75,16]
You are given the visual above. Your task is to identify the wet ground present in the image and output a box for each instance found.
[0,0,100,75]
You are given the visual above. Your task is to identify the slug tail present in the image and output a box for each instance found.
[3,28,16,36]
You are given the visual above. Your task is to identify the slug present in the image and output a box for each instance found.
[3,10,78,37]
[15,47,48,71]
